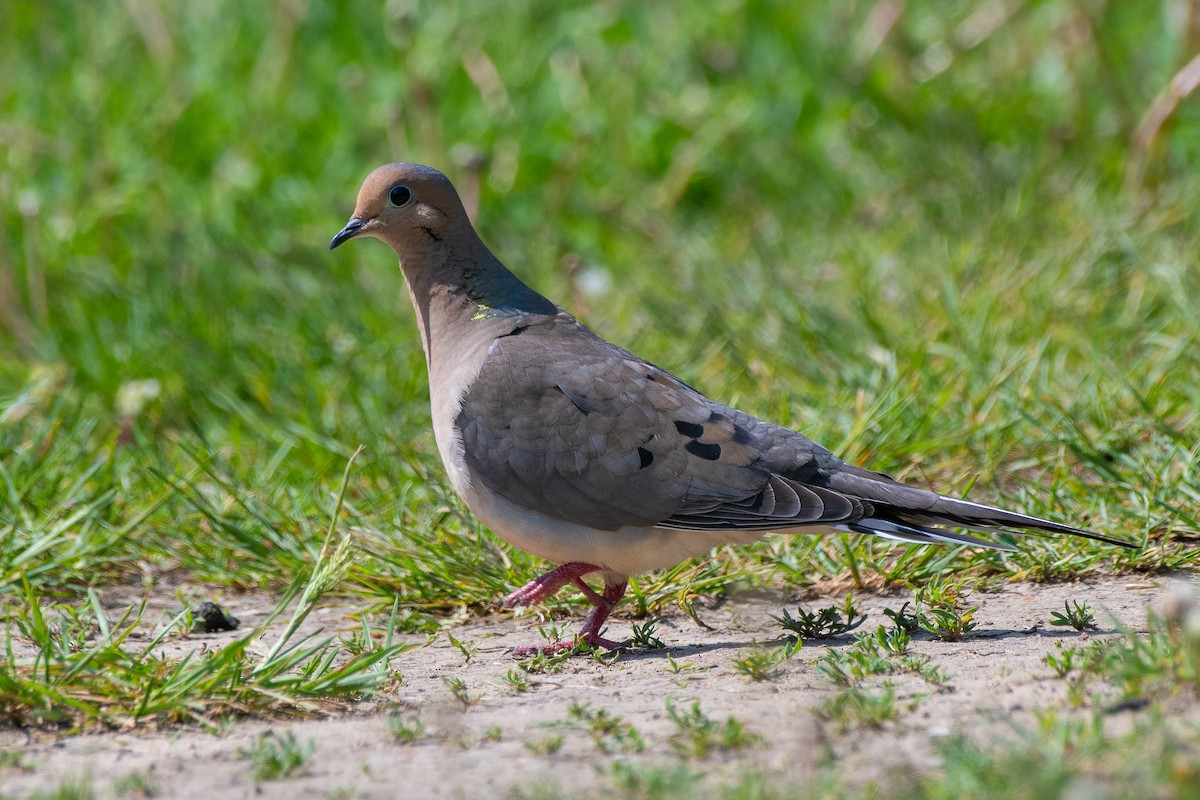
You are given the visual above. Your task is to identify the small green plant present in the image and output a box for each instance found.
[605,762,701,797]
[536,623,567,647]
[906,657,949,686]
[0,748,31,771]
[1078,611,1200,700]
[919,605,978,641]
[773,595,866,639]
[26,776,97,800]
[447,632,478,662]
[238,731,315,781]
[443,676,480,708]
[1045,643,1083,679]
[630,620,666,649]
[664,653,693,674]
[566,702,644,753]
[815,686,899,732]
[1050,600,1098,631]
[731,639,801,681]
[501,668,530,693]
[586,645,622,665]
[515,647,575,674]
[914,580,978,641]
[112,770,158,797]
[883,602,921,632]
[523,734,565,755]
[871,624,912,656]
[665,699,760,758]
[338,624,374,657]
[457,726,504,749]
[1044,639,1111,707]
[387,713,425,743]
[817,626,946,688]
[914,577,965,608]
[818,649,865,688]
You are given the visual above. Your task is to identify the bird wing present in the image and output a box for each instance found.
[456,315,860,532]
[456,314,1134,550]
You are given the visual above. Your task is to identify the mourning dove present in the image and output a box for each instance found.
[330,163,1133,654]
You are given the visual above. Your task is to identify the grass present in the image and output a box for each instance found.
[1049,599,1200,705]
[665,699,761,759]
[522,710,1200,800]
[773,596,867,640]
[238,730,315,781]
[730,638,802,681]
[0,467,416,730]
[1,0,1199,795]
[442,675,481,708]
[1048,600,1098,632]
[386,711,425,744]
[815,686,901,733]
[817,623,948,690]
[23,777,95,800]
[111,771,158,798]
[565,702,645,754]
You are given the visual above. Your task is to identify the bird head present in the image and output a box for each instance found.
[329,163,469,253]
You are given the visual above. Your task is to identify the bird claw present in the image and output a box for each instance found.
[510,633,629,658]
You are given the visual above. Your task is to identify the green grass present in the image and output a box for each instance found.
[238,730,315,781]
[0,462,415,730]
[666,699,761,759]
[523,710,1200,800]
[1048,598,1200,706]
[1,0,1199,793]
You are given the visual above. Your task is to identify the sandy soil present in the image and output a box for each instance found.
[2,574,1195,799]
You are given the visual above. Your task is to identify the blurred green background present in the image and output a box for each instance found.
[2,0,1198,604]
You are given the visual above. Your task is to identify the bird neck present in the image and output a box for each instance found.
[461,255,558,321]
[398,241,556,363]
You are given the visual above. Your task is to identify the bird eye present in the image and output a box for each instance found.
[388,184,413,207]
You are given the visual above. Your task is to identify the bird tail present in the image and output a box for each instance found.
[825,466,1136,551]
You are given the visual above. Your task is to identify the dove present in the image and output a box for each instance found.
[330,163,1133,654]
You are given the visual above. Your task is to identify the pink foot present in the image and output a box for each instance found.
[511,632,627,657]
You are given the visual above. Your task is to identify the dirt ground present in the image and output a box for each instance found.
[2,574,1195,799]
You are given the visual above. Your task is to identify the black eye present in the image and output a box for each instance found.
[388,184,412,207]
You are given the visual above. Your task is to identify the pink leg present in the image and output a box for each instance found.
[504,563,629,656]
[502,562,604,608]
[574,580,628,650]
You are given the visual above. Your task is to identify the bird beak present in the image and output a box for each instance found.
[329,217,366,250]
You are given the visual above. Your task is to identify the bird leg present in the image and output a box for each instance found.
[504,563,629,655]
[572,579,628,651]
[501,562,603,608]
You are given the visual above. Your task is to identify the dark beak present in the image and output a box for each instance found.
[329,217,366,250]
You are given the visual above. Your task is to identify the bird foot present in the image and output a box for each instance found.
[504,571,630,657]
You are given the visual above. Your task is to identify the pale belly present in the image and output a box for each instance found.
[457,476,768,578]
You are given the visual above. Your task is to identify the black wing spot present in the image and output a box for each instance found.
[685,440,721,460]
[732,425,752,444]
[674,420,704,438]
[637,447,654,469]
[708,411,726,423]
[498,325,529,339]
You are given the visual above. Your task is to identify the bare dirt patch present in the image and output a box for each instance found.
[2,574,1195,799]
